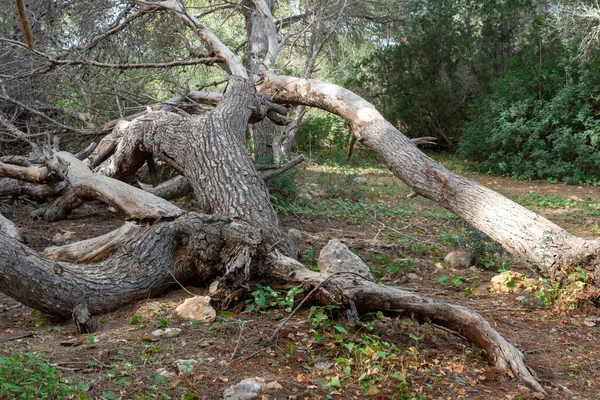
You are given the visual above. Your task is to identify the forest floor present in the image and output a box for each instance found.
[1,153,600,400]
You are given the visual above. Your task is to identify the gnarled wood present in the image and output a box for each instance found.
[45,151,183,221]
[0,213,262,318]
[270,252,545,393]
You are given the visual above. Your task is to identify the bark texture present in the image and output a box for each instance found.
[0,213,261,318]
[259,73,600,281]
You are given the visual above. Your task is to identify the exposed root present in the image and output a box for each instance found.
[269,252,546,394]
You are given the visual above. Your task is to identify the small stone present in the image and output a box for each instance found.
[313,358,334,370]
[264,381,283,390]
[223,377,264,400]
[174,359,198,374]
[62,231,76,241]
[209,280,220,294]
[583,318,596,327]
[353,176,367,184]
[52,233,65,245]
[175,296,216,323]
[406,272,420,281]
[156,367,176,379]
[435,262,445,270]
[443,251,472,268]
[150,328,182,340]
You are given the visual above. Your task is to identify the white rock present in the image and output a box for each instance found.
[318,240,374,281]
[156,367,176,379]
[406,272,420,281]
[443,251,472,268]
[175,296,216,323]
[174,359,198,374]
[223,377,264,400]
[264,381,283,390]
[150,328,182,340]
[353,176,368,184]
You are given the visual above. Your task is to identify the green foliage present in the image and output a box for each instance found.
[460,29,600,184]
[296,113,349,153]
[347,0,537,147]
[268,170,299,204]
[245,284,304,313]
[0,352,87,399]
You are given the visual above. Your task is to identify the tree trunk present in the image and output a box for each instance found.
[259,73,600,282]
[0,213,262,317]
[0,74,547,392]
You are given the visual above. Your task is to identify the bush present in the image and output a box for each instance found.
[459,42,600,184]
[296,113,349,152]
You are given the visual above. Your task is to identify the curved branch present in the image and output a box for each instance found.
[16,0,34,50]
[259,73,598,272]
[45,151,183,220]
[270,252,545,393]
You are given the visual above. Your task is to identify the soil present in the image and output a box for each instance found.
[1,168,600,400]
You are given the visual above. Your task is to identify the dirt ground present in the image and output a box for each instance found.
[1,165,600,400]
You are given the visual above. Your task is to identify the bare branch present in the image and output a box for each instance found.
[0,91,86,134]
[136,0,247,77]
[249,0,280,68]
[260,154,305,180]
[16,0,34,50]
[0,39,222,70]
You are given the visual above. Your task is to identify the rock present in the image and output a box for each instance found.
[174,359,198,374]
[223,377,264,400]
[318,240,374,281]
[299,185,326,200]
[490,271,539,293]
[156,367,176,379]
[264,381,283,390]
[150,328,182,340]
[209,280,220,294]
[443,251,472,268]
[406,272,420,281]
[313,358,334,370]
[175,296,216,323]
[287,228,302,248]
[52,231,76,245]
[353,176,367,184]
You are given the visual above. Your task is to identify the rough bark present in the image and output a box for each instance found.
[258,72,600,281]
[0,213,261,318]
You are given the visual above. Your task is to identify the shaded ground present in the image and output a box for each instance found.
[1,156,600,399]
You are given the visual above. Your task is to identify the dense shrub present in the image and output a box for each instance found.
[459,43,600,184]
[295,113,349,152]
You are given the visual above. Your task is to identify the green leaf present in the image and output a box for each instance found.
[102,391,115,400]
[334,324,348,334]
[436,275,449,285]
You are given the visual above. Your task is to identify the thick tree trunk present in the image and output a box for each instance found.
[0,213,262,317]
[259,73,600,282]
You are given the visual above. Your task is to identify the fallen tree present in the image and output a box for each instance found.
[3,0,600,394]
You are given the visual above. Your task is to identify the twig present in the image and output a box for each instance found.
[229,320,246,361]
[236,344,274,363]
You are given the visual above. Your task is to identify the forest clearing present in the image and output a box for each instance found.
[1,154,599,399]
